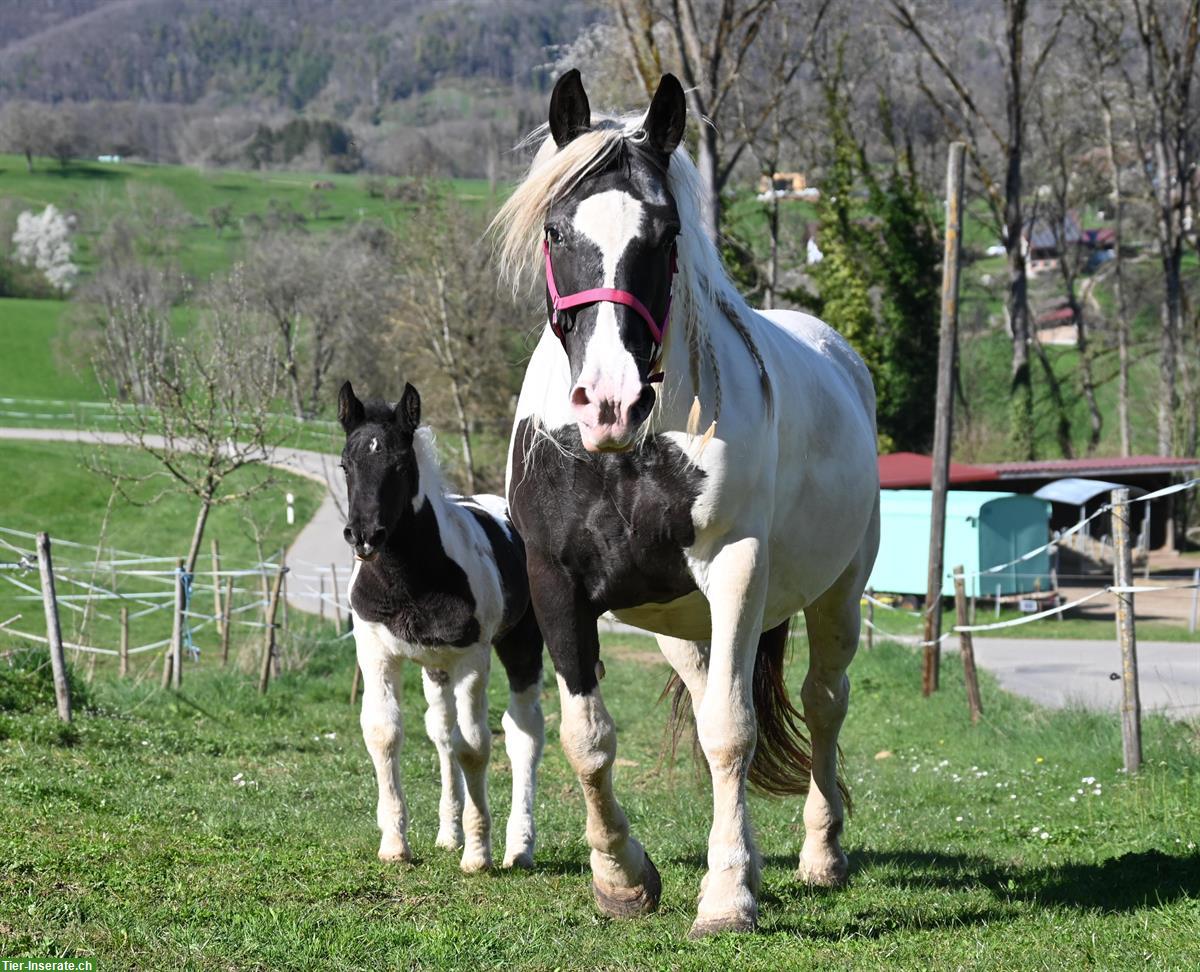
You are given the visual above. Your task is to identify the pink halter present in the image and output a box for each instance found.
[543,239,677,373]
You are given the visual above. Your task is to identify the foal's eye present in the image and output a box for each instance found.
[545,225,564,245]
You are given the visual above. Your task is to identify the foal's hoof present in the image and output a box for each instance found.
[377,838,412,864]
[688,911,757,939]
[436,829,464,852]
[459,850,493,874]
[592,854,662,918]
[796,850,849,888]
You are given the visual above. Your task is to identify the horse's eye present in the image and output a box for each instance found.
[545,225,564,245]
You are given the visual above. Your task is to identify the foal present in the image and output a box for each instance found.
[338,380,544,871]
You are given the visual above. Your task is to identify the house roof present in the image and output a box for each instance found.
[1033,477,1147,505]
[983,456,1200,479]
[878,452,1000,488]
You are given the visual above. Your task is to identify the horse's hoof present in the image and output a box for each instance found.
[592,853,662,918]
[503,850,534,870]
[796,851,849,888]
[688,911,757,939]
[460,851,493,874]
[378,838,412,864]
[436,829,464,852]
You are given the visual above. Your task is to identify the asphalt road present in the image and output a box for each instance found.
[4,427,1197,719]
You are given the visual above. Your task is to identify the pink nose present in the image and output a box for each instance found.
[570,383,656,449]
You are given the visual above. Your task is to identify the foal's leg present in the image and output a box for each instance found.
[495,606,545,869]
[357,633,410,862]
[691,535,768,937]
[421,667,465,852]
[797,523,877,886]
[451,645,493,872]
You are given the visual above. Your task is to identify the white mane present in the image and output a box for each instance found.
[490,114,771,417]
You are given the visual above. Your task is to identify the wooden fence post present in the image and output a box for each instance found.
[318,575,326,623]
[119,605,129,678]
[1111,488,1141,773]
[350,662,362,706]
[923,140,966,697]
[170,558,184,691]
[330,563,343,628]
[221,576,234,666]
[259,564,288,694]
[35,532,72,722]
[953,565,982,724]
[1190,568,1199,634]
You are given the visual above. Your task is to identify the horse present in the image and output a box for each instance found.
[492,71,880,936]
[338,380,545,872]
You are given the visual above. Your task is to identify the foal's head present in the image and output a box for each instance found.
[542,70,686,452]
[338,380,422,561]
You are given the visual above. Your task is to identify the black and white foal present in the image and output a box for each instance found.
[338,380,544,871]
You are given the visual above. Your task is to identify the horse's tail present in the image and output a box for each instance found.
[662,619,850,805]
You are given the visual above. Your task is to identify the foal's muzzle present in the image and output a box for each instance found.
[344,524,386,561]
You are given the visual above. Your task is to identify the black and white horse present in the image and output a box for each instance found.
[493,72,880,935]
[338,381,544,872]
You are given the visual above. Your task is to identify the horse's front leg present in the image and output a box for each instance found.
[451,645,493,872]
[691,534,767,937]
[357,633,410,862]
[530,557,660,917]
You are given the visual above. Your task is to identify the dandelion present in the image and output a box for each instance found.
[1035,756,1045,764]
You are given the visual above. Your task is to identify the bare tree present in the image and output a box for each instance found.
[0,101,48,172]
[891,0,1066,459]
[611,0,832,239]
[93,284,283,575]
[391,191,522,493]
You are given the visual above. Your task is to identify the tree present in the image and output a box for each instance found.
[93,287,283,576]
[0,101,48,172]
[611,0,832,239]
[12,205,78,293]
[891,0,1065,459]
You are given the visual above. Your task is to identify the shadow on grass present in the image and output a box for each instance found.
[761,847,1200,917]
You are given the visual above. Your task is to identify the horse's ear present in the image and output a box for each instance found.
[396,382,421,432]
[643,74,686,158]
[338,380,365,433]
[549,69,591,148]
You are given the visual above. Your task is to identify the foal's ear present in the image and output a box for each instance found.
[337,380,365,433]
[549,69,591,148]
[396,382,421,433]
[644,74,686,158]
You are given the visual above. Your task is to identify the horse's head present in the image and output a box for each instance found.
[337,380,421,561]
[543,70,686,452]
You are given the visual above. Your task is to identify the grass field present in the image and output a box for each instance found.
[0,634,1196,970]
[0,440,324,660]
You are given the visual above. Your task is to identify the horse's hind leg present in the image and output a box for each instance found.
[421,667,465,852]
[494,605,545,869]
[451,644,493,872]
[797,519,877,886]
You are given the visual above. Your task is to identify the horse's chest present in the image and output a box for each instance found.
[350,563,481,649]
[511,422,704,611]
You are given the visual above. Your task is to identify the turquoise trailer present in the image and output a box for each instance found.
[868,490,1052,597]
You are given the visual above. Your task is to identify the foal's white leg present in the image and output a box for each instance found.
[357,632,410,862]
[452,646,493,872]
[501,681,544,869]
[556,673,660,915]
[692,535,767,937]
[422,667,465,852]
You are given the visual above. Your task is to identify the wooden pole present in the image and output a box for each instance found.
[865,588,874,651]
[923,140,966,697]
[1111,488,1142,773]
[35,532,72,722]
[330,563,343,628]
[211,537,223,648]
[1189,568,1199,634]
[119,606,129,678]
[318,575,326,623]
[259,564,287,694]
[280,549,290,635]
[350,663,362,706]
[170,558,184,691]
[953,565,982,724]
[220,576,234,665]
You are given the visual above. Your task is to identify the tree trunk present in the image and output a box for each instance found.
[24,148,33,173]
[694,119,721,241]
[184,496,213,577]
[449,377,477,495]
[766,187,780,307]
[1032,336,1073,459]
[1158,247,1182,455]
[1102,103,1133,457]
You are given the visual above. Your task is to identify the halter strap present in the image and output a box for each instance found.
[543,239,677,380]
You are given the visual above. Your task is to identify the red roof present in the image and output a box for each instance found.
[878,452,1000,488]
[983,455,1200,478]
